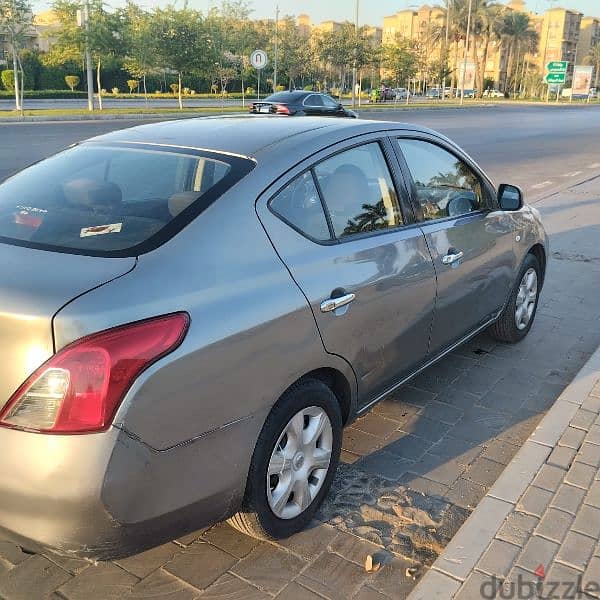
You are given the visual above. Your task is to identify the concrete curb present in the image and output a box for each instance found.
[408,344,600,599]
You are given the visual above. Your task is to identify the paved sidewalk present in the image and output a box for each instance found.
[410,346,600,599]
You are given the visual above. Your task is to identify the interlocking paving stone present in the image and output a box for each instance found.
[463,456,506,488]
[586,425,600,446]
[275,581,328,599]
[578,442,600,468]
[273,521,338,560]
[116,542,182,578]
[582,556,600,599]
[535,508,574,543]
[420,400,464,425]
[125,569,200,600]
[0,555,72,600]
[399,415,450,443]
[475,539,520,578]
[372,397,421,423]
[384,434,432,461]
[555,531,596,571]
[399,473,449,498]
[572,504,600,538]
[565,461,597,489]
[582,395,600,413]
[454,571,494,600]
[327,531,381,567]
[478,388,527,414]
[429,436,484,466]
[446,477,487,510]
[0,542,30,567]
[451,366,504,396]
[353,412,406,439]
[480,439,519,466]
[435,388,479,411]
[559,426,587,449]
[516,535,559,573]
[297,551,369,600]
[355,450,412,480]
[544,561,583,591]
[406,454,467,486]
[395,385,438,407]
[551,483,586,515]
[230,544,306,595]
[342,427,383,456]
[57,562,139,600]
[516,485,554,518]
[532,464,567,492]
[547,445,578,470]
[496,512,539,547]
[369,556,419,598]
[175,529,210,547]
[164,542,237,591]
[43,553,91,576]
[570,408,597,431]
[585,480,600,508]
[353,586,389,600]
[403,568,460,600]
[201,523,260,559]
[200,573,270,599]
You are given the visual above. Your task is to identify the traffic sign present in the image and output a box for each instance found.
[545,72,566,84]
[250,50,268,70]
[546,61,568,74]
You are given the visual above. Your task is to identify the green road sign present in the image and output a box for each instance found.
[545,72,566,84]
[546,61,568,74]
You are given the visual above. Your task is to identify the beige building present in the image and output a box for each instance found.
[578,16,600,62]
[538,8,583,79]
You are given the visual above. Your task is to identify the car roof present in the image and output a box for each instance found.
[85,115,436,159]
[264,91,309,102]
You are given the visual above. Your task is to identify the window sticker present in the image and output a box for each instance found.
[80,223,123,238]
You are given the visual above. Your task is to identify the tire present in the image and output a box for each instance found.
[228,378,342,540]
[489,253,541,343]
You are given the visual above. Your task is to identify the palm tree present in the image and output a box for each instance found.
[501,11,535,95]
[475,2,505,97]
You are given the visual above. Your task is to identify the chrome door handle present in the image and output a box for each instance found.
[442,251,464,265]
[320,293,356,313]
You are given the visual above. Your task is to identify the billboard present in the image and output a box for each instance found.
[458,61,476,91]
[572,66,593,96]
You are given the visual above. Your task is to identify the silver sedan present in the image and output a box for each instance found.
[0,116,547,559]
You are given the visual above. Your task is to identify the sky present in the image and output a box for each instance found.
[32,0,599,21]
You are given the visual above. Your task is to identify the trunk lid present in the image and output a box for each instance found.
[0,243,135,404]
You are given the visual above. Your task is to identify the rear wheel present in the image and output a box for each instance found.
[229,378,342,540]
[489,253,541,343]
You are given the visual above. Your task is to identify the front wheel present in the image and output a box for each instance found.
[489,253,541,343]
[228,378,342,540]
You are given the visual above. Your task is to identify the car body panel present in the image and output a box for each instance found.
[0,116,548,559]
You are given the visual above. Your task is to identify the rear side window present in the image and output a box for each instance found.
[270,171,331,241]
[0,143,253,256]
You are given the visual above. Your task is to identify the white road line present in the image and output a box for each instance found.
[562,171,583,177]
[587,163,600,169]
[531,181,554,189]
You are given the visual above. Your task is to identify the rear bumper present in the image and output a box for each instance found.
[0,414,262,560]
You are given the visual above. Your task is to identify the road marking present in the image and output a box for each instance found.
[531,181,554,189]
[562,171,583,177]
[587,163,600,169]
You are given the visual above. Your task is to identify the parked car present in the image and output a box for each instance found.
[483,89,504,98]
[394,88,410,100]
[426,88,442,99]
[250,91,357,118]
[0,116,548,559]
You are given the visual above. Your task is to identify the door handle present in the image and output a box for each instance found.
[320,293,356,313]
[442,251,464,265]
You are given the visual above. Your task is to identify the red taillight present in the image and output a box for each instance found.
[0,313,189,434]
[275,104,290,115]
[249,103,255,113]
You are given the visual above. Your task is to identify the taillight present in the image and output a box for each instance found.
[275,104,290,115]
[0,313,189,434]
[249,103,255,113]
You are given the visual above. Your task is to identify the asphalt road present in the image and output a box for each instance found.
[2,104,599,198]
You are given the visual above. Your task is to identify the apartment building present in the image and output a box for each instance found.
[539,7,583,79]
[578,16,600,62]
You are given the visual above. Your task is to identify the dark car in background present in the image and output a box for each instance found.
[250,91,357,118]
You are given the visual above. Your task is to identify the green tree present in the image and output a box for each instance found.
[0,0,33,112]
[585,43,600,92]
[501,11,537,95]
[381,36,418,89]
[150,6,211,109]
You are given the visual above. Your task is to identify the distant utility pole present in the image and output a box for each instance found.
[460,0,473,105]
[351,0,359,109]
[273,5,279,91]
[442,0,451,101]
[77,0,94,111]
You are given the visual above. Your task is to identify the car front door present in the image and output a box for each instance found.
[256,137,437,406]
[302,94,326,116]
[394,136,516,356]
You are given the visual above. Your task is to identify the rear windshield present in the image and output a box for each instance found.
[264,92,304,102]
[0,142,254,257]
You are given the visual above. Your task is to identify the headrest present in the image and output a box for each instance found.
[63,179,122,211]
[168,192,199,217]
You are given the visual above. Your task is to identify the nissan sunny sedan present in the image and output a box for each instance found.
[0,116,547,559]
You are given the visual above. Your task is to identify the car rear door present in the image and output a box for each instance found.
[256,135,437,406]
[393,135,516,356]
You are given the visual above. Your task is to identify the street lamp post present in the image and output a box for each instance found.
[442,0,451,101]
[460,0,473,105]
[273,5,279,91]
[352,0,359,109]
[77,0,94,111]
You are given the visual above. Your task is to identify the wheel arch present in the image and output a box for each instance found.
[528,243,547,286]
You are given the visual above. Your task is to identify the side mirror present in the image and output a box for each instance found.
[337,103,344,110]
[498,184,523,211]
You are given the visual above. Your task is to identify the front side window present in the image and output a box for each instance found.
[270,171,331,241]
[314,143,403,238]
[304,94,324,107]
[396,139,485,221]
[322,95,339,108]
[0,143,251,255]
